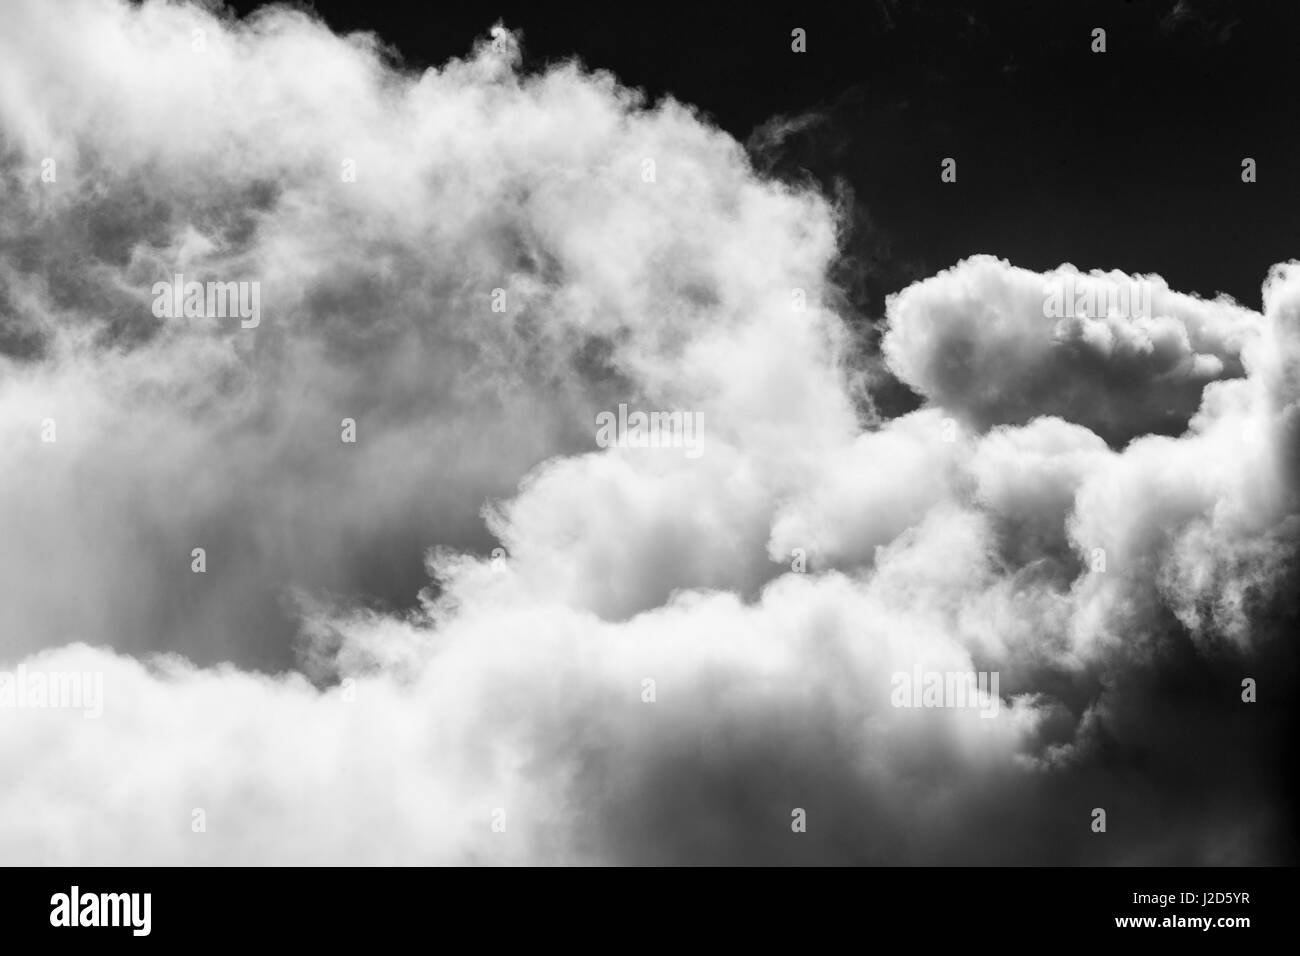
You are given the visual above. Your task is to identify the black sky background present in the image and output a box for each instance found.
[227,0,1300,317]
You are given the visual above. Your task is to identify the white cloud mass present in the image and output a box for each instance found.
[0,0,1296,864]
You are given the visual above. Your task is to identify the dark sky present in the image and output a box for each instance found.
[228,0,1300,312]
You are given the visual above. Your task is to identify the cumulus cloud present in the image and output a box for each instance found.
[0,0,1295,864]
[0,0,845,667]
[882,256,1262,445]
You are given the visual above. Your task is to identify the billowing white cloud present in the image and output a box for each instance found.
[0,0,1295,865]
[882,255,1262,444]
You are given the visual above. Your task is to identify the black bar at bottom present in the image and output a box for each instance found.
[0,866,1288,944]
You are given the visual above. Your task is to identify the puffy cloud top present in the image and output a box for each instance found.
[882,255,1261,444]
